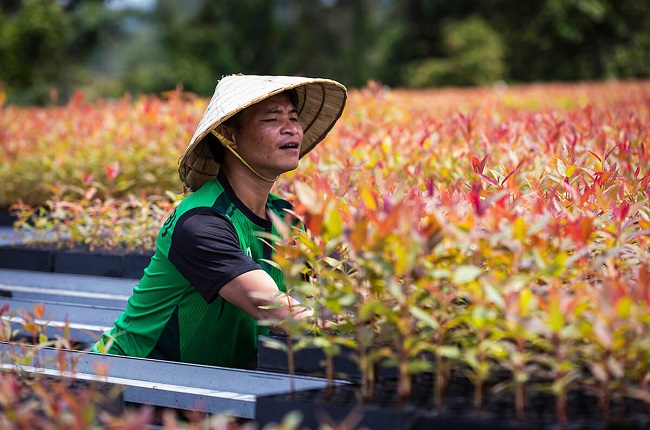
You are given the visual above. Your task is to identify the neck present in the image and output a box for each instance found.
[221,163,274,219]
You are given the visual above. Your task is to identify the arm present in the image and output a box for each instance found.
[219,269,312,332]
[168,208,312,330]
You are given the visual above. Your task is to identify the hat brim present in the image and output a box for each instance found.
[179,75,347,191]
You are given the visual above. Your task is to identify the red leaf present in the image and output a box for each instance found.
[587,150,602,163]
[81,171,95,186]
[471,153,490,174]
[468,182,485,216]
[563,180,581,204]
[501,158,526,187]
[105,161,120,181]
[478,172,498,187]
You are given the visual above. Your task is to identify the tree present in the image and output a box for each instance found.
[2,0,649,104]
[0,0,130,104]
[401,15,507,87]
[477,0,650,82]
[0,0,70,104]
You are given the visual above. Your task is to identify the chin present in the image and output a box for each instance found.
[278,165,299,175]
[280,160,300,173]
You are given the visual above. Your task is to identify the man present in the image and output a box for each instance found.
[93,74,347,369]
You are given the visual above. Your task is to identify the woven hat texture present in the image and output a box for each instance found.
[179,74,347,191]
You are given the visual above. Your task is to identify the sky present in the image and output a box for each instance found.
[106,0,156,10]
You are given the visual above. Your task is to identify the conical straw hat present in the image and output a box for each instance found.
[179,74,347,191]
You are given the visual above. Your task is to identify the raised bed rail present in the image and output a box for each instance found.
[0,267,347,421]
[0,342,340,419]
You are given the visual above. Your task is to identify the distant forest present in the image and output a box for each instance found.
[1,0,649,104]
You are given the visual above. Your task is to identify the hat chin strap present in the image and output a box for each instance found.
[210,130,278,183]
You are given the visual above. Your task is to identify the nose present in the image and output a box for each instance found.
[283,118,302,136]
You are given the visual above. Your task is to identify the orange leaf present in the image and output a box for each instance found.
[34,303,45,320]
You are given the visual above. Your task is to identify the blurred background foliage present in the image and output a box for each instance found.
[0,0,648,105]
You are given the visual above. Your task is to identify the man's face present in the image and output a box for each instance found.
[228,93,304,178]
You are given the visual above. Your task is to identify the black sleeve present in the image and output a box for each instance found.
[168,207,261,303]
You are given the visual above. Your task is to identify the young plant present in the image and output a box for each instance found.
[496,286,545,422]
[10,176,177,253]
[454,302,504,417]
[537,288,585,427]
[261,181,359,396]
[410,280,462,408]
[258,223,316,395]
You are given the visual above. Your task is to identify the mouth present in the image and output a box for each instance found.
[279,141,301,150]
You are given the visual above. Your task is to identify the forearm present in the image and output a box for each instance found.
[218,269,313,331]
[251,292,313,332]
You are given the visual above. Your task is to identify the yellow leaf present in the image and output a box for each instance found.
[549,302,564,333]
[359,183,377,211]
[565,164,577,178]
[638,219,650,231]
[518,288,534,317]
[23,323,39,335]
[323,203,343,238]
[513,217,526,242]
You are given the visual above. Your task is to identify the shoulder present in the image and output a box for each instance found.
[175,207,236,241]
[267,193,294,216]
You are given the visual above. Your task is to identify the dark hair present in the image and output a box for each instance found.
[284,88,299,110]
[222,88,299,131]
[208,89,299,162]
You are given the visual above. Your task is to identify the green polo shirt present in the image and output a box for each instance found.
[93,171,291,368]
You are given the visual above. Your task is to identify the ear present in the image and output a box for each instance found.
[216,124,236,147]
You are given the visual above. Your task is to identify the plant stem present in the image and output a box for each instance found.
[553,333,568,427]
[557,384,567,428]
[434,352,445,407]
[474,378,484,417]
[598,382,609,421]
[617,377,626,419]
[287,334,295,395]
[358,332,374,403]
[515,339,527,422]
[396,332,411,407]
[515,377,525,422]
[324,353,334,401]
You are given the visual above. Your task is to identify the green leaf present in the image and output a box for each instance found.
[358,301,381,322]
[281,411,304,429]
[431,269,451,279]
[407,359,433,374]
[258,336,288,352]
[410,306,439,330]
[338,292,357,307]
[483,283,505,308]
[258,303,283,310]
[453,265,483,283]
[437,345,461,359]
